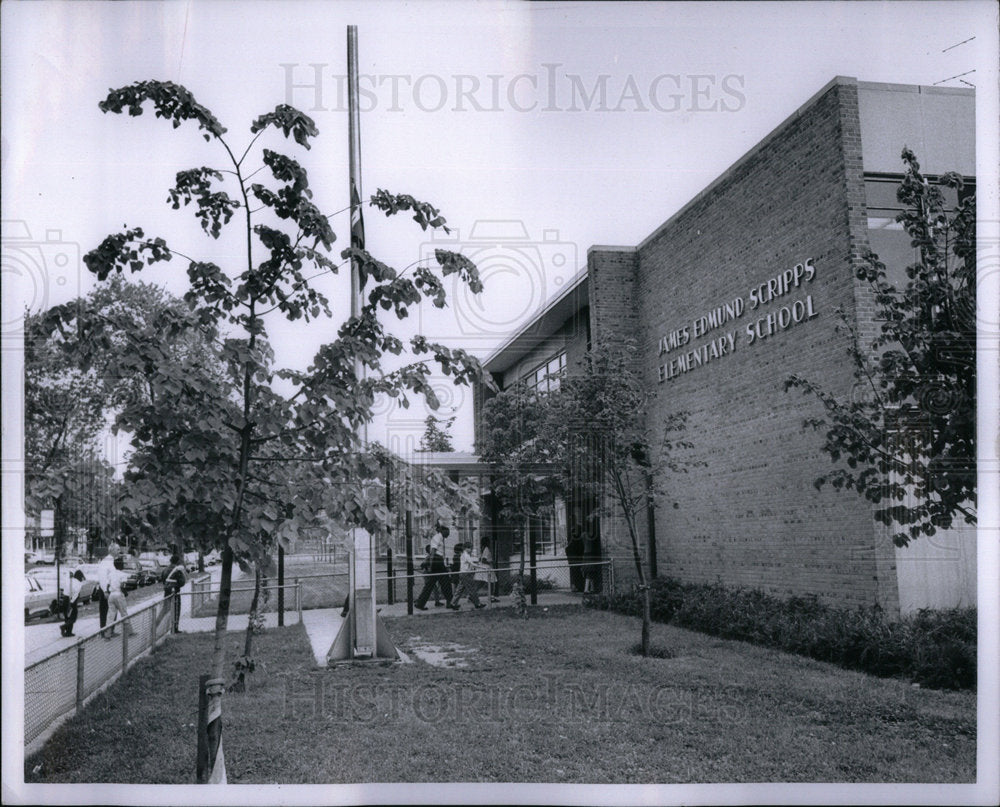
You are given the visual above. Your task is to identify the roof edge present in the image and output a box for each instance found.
[637,75,858,252]
[482,266,589,370]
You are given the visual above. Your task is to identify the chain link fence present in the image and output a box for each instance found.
[184,580,303,624]
[24,593,176,753]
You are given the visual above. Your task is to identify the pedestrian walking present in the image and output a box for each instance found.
[163,554,187,632]
[414,525,454,610]
[95,542,121,635]
[418,544,445,606]
[60,569,86,637]
[449,541,463,594]
[476,543,500,602]
[105,556,135,638]
[451,544,486,609]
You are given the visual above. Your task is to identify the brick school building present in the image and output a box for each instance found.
[474,76,976,617]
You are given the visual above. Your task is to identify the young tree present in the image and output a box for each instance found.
[477,383,562,615]
[786,149,975,546]
[546,343,692,656]
[79,81,484,698]
[418,414,456,452]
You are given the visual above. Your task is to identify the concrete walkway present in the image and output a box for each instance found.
[25,565,226,666]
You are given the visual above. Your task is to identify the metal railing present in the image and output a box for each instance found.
[24,593,177,753]
[183,581,304,624]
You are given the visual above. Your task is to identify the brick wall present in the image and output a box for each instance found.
[588,247,640,353]
[616,78,889,610]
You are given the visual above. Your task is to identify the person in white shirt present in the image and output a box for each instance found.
[105,555,135,638]
[451,544,486,609]
[96,542,121,633]
[414,525,455,610]
[60,569,86,637]
[477,544,499,602]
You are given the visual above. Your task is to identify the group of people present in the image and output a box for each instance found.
[414,525,498,612]
[58,543,188,638]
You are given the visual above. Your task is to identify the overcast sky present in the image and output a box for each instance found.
[3,0,997,456]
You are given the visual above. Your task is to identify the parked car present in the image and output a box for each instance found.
[27,567,100,604]
[25,569,97,617]
[118,559,147,590]
[204,549,222,566]
[183,551,200,571]
[28,550,56,565]
[137,558,165,585]
[138,554,171,582]
[25,574,52,620]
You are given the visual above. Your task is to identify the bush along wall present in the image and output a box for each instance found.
[584,578,976,690]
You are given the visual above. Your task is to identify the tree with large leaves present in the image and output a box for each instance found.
[25,275,217,557]
[786,149,976,546]
[544,343,692,656]
[79,81,485,701]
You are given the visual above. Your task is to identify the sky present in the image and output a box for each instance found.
[3,0,996,458]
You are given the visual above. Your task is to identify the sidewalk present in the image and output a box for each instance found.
[24,564,226,666]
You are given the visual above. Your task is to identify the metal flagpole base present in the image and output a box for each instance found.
[327,610,399,664]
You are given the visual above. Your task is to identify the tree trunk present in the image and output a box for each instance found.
[513,516,528,617]
[211,543,235,680]
[612,468,651,657]
[232,565,262,693]
[641,583,651,657]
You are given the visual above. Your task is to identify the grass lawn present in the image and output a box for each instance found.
[25,606,976,783]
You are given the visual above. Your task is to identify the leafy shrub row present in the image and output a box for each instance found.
[585,578,976,690]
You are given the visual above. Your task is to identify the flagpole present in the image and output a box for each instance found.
[347,25,368,447]
[339,23,392,662]
[347,24,362,326]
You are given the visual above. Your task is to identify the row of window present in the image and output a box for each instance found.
[520,351,567,393]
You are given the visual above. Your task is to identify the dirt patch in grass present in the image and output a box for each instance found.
[26,606,976,784]
[402,636,480,668]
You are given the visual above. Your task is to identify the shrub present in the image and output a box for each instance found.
[585,578,976,689]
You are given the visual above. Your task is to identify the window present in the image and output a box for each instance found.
[512,494,566,557]
[521,351,567,394]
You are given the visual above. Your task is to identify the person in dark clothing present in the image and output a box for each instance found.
[414,526,455,610]
[60,569,86,637]
[163,554,187,632]
[419,543,445,606]
[565,526,585,592]
[449,542,463,594]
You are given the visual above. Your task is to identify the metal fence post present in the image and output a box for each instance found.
[278,545,285,627]
[151,600,159,647]
[122,622,129,672]
[76,643,85,711]
[387,547,394,605]
[295,579,302,620]
[405,510,414,615]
